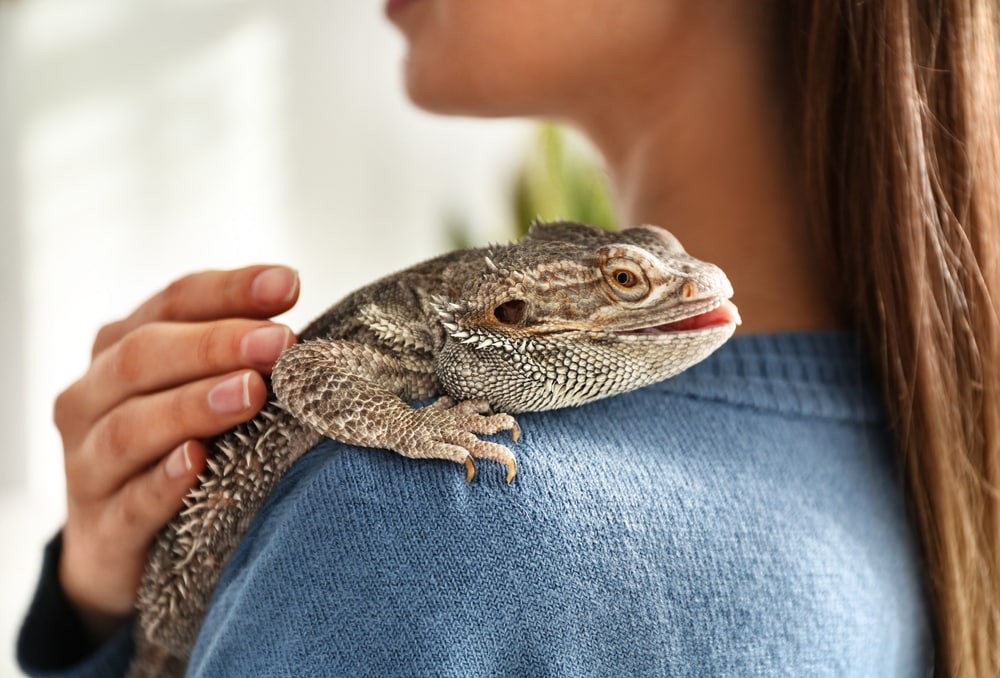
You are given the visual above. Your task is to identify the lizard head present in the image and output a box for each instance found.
[433,221,741,412]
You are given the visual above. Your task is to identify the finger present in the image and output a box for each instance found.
[92,265,299,358]
[111,440,209,550]
[71,370,268,498]
[57,439,209,626]
[66,320,294,433]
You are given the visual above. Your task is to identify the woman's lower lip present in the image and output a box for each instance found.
[385,0,420,21]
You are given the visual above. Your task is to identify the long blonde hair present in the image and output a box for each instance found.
[781,1,1000,674]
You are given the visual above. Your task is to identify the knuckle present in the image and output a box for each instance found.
[54,380,92,450]
[225,268,254,308]
[64,470,90,504]
[52,384,78,433]
[160,384,205,447]
[195,322,231,371]
[117,484,145,533]
[110,330,146,384]
[93,411,133,461]
[92,321,123,358]
[62,451,90,501]
[167,385,196,433]
[160,274,195,321]
[120,472,170,537]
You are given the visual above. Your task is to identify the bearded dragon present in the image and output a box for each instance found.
[129,221,741,676]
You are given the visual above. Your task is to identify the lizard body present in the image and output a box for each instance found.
[129,221,740,676]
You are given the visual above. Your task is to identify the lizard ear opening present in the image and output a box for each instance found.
[493,299,527,325]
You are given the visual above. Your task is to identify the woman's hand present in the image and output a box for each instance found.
[53,265,300,641]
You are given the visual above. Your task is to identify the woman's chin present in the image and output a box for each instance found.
[403,63,544,119]
[404,74,496,117]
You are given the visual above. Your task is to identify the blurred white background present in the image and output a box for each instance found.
[0,1,534,673]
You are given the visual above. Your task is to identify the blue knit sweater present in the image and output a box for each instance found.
[19,332,930,676]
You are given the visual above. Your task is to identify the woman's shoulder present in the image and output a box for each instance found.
[191,331,930,677]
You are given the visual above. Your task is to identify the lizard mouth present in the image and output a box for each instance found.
[622,299,741,334]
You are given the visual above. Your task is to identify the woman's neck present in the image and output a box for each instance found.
[565,13,844,333]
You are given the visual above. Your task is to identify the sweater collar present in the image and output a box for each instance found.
[655,331,887,424]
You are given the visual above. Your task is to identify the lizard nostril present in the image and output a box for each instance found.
[682,282,696,299]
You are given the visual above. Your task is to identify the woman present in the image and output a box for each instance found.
[18,1,999,675]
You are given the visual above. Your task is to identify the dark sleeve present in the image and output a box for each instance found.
[17,533,135,678]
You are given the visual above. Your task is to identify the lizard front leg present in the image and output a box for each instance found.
[272,340,520,482]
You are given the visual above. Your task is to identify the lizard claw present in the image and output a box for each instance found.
[403,397,520,483]
[504,459,517,484]
[463,451,515,484]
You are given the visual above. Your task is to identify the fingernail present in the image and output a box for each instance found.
[208,372,252,414]
[241,326,291,365]
[252,267,299,307]
[166,442,192,479]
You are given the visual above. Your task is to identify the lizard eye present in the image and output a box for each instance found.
[614,270,636,287]
[494,299,527,325]
[602,257,650,301]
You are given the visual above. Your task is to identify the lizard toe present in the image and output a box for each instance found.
[425,395,457,411]
[430,396,493,417]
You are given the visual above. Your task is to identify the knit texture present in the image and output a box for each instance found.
[19,331,931,676]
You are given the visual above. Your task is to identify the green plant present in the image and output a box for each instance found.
[510,123,616,237]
